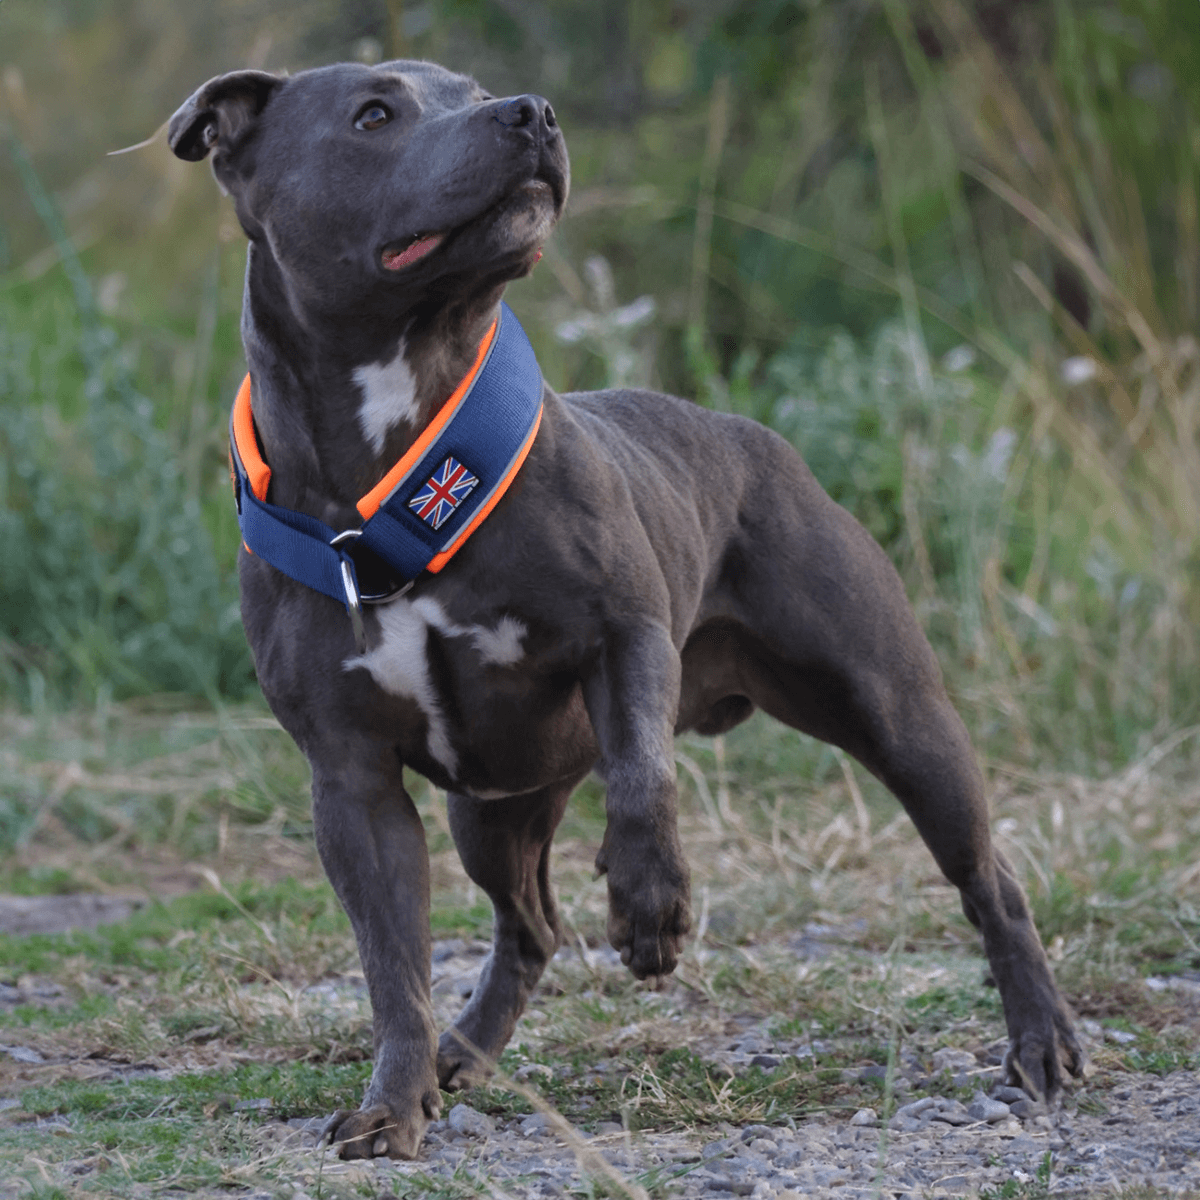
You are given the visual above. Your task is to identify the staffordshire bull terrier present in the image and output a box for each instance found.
[168,59,1082,1158]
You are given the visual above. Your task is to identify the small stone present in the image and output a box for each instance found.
[705,1176,754,1196]
[849,1108,878,1127]
[895,1096,937,1120]
[0,1045,44,1064]
[930,1101,972,1126]
[1106,1029,1137,1045]
[931,1047,977,1073]
[447,1104,494,1138]
[732,1036,768,1055]
[1009,1098,1038,1119]
[749,1054,782,1070]
[992,1085,1030,1104]
[967,1095,1012,1123]
[519,1112,553,1137]
[741,1124,776,1142]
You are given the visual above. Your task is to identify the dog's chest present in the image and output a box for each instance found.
[345,593,591,793]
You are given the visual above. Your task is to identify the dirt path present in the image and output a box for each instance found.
[4,923,1198,1199]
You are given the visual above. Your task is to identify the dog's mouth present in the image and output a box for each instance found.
[378,177,561,275]
[381,232,446,272]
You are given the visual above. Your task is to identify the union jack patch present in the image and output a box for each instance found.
[408,456,479,530]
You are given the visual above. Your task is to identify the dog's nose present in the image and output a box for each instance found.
[494,95,557,133]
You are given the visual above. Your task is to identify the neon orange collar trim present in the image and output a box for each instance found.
[230,304,542,579]
[232,316,497,516]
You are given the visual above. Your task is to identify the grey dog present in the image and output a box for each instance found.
[169,59,1082,1159]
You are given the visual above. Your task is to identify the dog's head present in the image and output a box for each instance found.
[169,61,569,318]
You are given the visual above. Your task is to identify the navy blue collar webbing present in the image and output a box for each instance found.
[230,302,543,650]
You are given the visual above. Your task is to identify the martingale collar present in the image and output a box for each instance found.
[230,301,543,652]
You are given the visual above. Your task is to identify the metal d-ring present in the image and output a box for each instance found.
[330,529,414,654]
[338,558,366,654]
[332,534,367,655]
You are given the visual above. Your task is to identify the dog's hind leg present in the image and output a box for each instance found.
[793,664,1083,1102]
[436,778,579,1090]
[726,477,1083,1100]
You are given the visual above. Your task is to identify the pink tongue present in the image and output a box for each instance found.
[382,233,444,271]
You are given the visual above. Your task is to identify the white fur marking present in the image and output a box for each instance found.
[344,598,459,775]
[354,340,418,455]
[412,598,527,666]
[343,599,528,776]
[469,614,528,666]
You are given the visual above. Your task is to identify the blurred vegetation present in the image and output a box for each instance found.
[2,0,1199,775]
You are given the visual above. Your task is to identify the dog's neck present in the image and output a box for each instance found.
[240,245,504,528]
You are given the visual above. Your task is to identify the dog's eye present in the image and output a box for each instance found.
[354,103,391,131]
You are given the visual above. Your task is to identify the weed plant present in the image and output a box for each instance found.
[0,140,253,706]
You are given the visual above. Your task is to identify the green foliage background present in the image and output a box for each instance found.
[2,0,1199,773]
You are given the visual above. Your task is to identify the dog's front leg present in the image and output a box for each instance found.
[311,756,439,1160]
[585,621,693,981]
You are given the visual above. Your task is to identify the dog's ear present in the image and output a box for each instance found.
[168,70,283,163]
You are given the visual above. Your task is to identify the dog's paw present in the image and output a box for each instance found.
[1004,1011,1086,1104]
[605,873,692,981]
[323,1093,440,1160]
[437,1029,496,1092]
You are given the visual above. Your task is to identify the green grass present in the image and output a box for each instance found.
[0,880,350,978]
[0,705,1197,1195]
[17,1062,373,1125]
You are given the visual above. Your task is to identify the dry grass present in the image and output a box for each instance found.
[0,700,1197,1197]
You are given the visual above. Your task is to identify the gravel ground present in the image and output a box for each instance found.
[273,1067,1200,1200]
[4,919,1199,1198]
[276,940,1200,1199]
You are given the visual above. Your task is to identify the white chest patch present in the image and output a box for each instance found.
[344,596,529,777]
[467,614,528,666]
[353,340,418,455]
